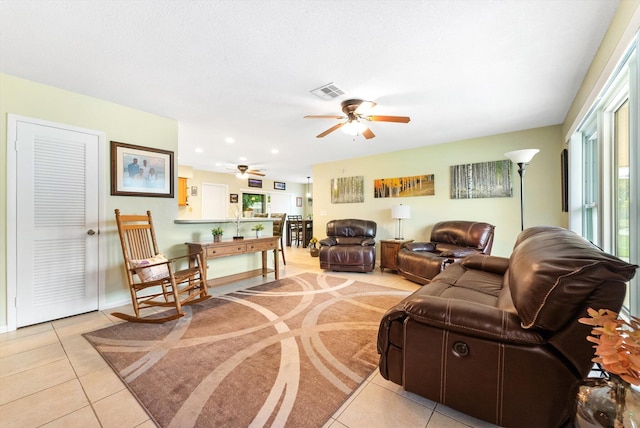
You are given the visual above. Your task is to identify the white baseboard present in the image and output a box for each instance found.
[99,298,133,311]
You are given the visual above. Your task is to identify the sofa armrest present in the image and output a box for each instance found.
[377,302,406,353]
[361,237,376,246]
[403,295,545,345]
[319,237,336,247]
[439,247,478,258]
[460,254,510,275]
[403,242,436,252]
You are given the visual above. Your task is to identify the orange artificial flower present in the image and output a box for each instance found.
[579,308,640,386]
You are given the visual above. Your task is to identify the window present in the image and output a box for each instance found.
[571,33,639,315]
[242,193,265,214]
[582,129,599,246]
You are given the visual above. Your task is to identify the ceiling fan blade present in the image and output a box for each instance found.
[304,115,347,119]
[365,115,411,123]
[248,170,265,176]
[362,127,375,139]
[316,121,346,138]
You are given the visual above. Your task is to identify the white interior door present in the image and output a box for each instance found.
[202,183,228,218]
[14,119,101,327]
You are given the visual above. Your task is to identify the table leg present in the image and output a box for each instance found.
[188,244,207,283]
[273,247,279,279]
[261,250,267,277]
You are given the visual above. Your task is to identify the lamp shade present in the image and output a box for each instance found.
[505,149,540,164]
[391,204,411,219]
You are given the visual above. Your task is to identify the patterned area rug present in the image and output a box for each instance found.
[84,273,410,427]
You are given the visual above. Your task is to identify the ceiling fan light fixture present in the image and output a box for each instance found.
[341,120,367,136]
[236,164,249,179]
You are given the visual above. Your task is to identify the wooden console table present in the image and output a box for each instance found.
[186,236,279,286]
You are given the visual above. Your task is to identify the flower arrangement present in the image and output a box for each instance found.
[251,223,264,231]
[309,236,318,246]
[211,227,224,236]
[579,308,640,385]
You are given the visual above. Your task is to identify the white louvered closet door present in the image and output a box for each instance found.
[16,121,100,327]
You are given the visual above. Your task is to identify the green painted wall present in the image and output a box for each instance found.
[312,125,564,257]
[0,73,181,328]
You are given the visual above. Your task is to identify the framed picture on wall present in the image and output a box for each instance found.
[296,197,303,207]
[274,181,286,190]
[450,160,512,199]
[330,176,364,204]
[110,141,174,197]
[248,178,262,188]
[230,193,239,203]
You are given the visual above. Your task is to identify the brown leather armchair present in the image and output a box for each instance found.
[377,226,638,427]
[397,220,495,284]
[319,219,376,272]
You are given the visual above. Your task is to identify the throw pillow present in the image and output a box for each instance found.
[130,253,170,282]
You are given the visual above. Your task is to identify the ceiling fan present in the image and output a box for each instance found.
[230,164,265,177]
[304,99,410,139]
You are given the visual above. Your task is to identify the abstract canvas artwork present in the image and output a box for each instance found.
[331,176,364,203]
[374,174,434,198]
[450,160,512,199]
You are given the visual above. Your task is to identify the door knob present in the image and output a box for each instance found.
[87,229,96,236]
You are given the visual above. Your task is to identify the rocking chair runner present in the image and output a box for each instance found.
[113,209,210,323]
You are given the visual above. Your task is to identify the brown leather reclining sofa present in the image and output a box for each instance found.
[377,226,638,427]
[319,219,376,272]
[397,220,495,284]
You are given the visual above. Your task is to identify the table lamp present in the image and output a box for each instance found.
[391,204,411,240]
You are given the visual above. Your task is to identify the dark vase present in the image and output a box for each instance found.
[574,375,640,427]
[310,243,319,257]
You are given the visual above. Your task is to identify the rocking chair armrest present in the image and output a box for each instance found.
[167,252,203,263]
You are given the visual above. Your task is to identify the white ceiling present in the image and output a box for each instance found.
[0,0,620,183]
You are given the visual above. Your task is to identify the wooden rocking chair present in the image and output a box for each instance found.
[113,209,210,323]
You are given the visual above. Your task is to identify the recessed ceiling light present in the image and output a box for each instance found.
[239,156,247,161]
[225,137,235,144]
[271,149,279,154]
[195,148,204,153]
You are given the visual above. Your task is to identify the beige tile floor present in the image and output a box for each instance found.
[0,245,500,428]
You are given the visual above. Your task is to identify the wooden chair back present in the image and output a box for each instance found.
[115,210,160,272]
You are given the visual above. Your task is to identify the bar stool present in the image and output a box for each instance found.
[271,213,287,265]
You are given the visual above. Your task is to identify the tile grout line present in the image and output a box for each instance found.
[52,320,108,428]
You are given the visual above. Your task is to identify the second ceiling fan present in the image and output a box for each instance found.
[304,99,410,139]
[231,164,265,177]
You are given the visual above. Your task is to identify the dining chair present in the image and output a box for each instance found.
[288,215,303,247]
[270,213,287,265]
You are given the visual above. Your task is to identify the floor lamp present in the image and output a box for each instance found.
[391,204,411,240]
[505,149,540,231]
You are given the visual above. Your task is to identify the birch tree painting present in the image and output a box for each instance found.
[331,176,364,203]
[450,160,512,199]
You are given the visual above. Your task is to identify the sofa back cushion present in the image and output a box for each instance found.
[509,226,638,330]
[430,221,495,253]
[325,219,376,239]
